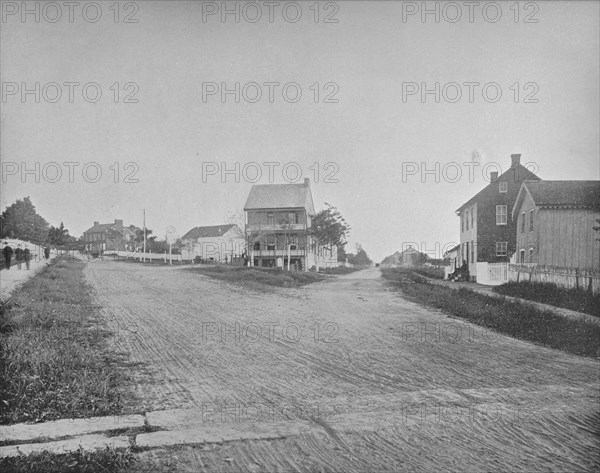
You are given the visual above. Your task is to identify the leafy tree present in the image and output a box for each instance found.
[309,204,350,270]
[132,228,154,249]
[106,227,126,252]
[347,244,372,267]
[1,197,49,244]
[48,222,74,246]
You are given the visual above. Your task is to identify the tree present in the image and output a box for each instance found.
[1,197,49,244]
[347,244,372,267]
[106,227,125,252]
[227,209,265,265]
[48,222,73,246]
[132,228,154,250]
[309,204,350,270]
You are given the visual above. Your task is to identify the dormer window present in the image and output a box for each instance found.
[267,213,274,225]
[499,182,507,193]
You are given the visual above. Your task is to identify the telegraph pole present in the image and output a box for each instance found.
[143,209,147,263]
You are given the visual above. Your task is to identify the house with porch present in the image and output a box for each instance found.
[243,178,338,270]
[511,180,600,270]
[455,153,541,283]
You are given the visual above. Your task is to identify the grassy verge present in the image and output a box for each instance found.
[492,281,600,317]
[412,266,445,280]
[382,268,600,357]
[187,265,326,288]
[0,256,133,424]
[0,446,136,473]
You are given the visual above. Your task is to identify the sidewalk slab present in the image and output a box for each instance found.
[0,434,130,458]
[136,419,315,448]
[0,414,145,443]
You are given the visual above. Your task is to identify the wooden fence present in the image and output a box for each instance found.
[508,264,600,294]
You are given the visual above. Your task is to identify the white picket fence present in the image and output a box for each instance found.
[509,264,600,294]
[103,250,185,263]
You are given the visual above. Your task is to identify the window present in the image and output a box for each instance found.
[267,213,274,225]
[461,213,464,232]
[521,212,526,233]
[465,211,469,230]
[529,247,534,260]
[471,240,475,262]
[529,209,534,231]
[288,212,297,224]
[496,205,507,225]
[465,242,469,263]
[520,250,525,263]
[267,238,275,251]
[499,182,508,193]
[496,242,507,256]
[470,208,474,228]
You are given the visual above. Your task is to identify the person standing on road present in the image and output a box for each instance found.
[23,247,31,270]
[15,245,23,270]
[3,243,13,270]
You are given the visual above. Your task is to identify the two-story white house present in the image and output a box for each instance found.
[243,178,339,270]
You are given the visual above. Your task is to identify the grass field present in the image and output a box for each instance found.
[382,268,600,357]
[0,257,134,425]
[493,281,600,317]
[0,446,136,473]
[187,264,327,288]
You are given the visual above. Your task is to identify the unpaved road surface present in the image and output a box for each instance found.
[85,262,600,472]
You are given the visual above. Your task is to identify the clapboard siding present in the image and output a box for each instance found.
[537,209,599,270]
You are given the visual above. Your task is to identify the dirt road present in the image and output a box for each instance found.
[84,262,600,472]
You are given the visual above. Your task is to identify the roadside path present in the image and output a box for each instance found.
[417,273,600,326]
[0,250,60,304]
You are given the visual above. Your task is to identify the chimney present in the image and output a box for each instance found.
[304,178,310,187]
[510,153,521,168]
[94,221,99,226]
[490,171,499,182]
[115,219,123,230]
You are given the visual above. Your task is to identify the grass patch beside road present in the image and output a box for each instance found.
[0,445,136,473]
[412,266,445,280]
[493,281,600,317]
[0,257,132,424]
[382,268,600,357]
[187,265,326,288]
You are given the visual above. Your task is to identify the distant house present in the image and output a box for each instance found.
[455,153,541,281]
[511,180,600,270]
[83,219,139,252]
[443,244,460,272]
[180,224,244,262]
[243,178,338,270]
[380,246,421,267]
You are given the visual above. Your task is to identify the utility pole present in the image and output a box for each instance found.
[143,209,146,263]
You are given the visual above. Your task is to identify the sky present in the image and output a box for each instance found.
[1,0,599,262]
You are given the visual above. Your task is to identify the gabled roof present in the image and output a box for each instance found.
[181,224,237,240]
[84,221,140,234]
[456,164,540,213]
[244,180,315,214]
[512,180,600,218]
